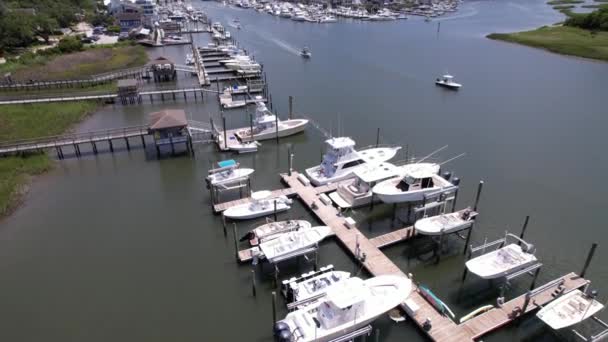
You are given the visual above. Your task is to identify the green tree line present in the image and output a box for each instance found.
[0,0,98,53]
[565,7,608,31]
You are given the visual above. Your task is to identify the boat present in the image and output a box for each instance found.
[328,162,404,208]
[419,285,455,319]
[258,226,331,263]
[219,92,247,109]
[372,163,455,203]
[305,137,401,186]
[319,15,337,23]
[300,46,312,58]
[281,265,351,305]
[435,75,462,90]
[234,100,309,141]
[460,305,494,323]
[274,275,412,342]
[230,140,260,154]
[223,84,250,94]
[240,219,312,245]
[225,31,232,39]
[206,159,254,186]
[465,234,538,279]
[414,207,477,236]
[537,289,605,330]
[224,60,262,71]
[185,53,194,65]
[223,190,292,220]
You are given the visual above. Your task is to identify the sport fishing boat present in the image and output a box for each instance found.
[537,289,605,330]
[223,191,292,220]
[257,226,332,263]
[300,46,312,58]
[435,74,462,90]
[234,100,308,141]
[206,159,254,187]
[414,207,477,236]
[372,163,454,203]
[328,162,439,208]
[305,137,401,186]
[240,219,312,245]
[274,275,412,342]
[281,265,351,306]
[465,234,538,279]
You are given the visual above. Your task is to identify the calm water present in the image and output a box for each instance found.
[1,0,607,341]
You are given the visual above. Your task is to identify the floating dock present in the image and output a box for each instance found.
[218,171,590,341]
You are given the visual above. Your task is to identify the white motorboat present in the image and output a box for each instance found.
[274,275,412,342]
[224,61,262,71]
[230,140,260,154]
[240,219,312,245]
[219,92,247,109]
[372,163,455,204]
[185,53,195,65]
[414,207,477,236]
[465,234,538,279]
[223,191,292,220]
[305,137,401,186]
[234,100,308,141]
[258,226,331,263]
[300,46,312,58]
[223,84,249,94]
[319,15,337,23]
[219,55,251,64]
[435,74,462,90]
[537,289,605,330]
[328,162,403,208]
[206,159,254,186]
[281,265,351,305]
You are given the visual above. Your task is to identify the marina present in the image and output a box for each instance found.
[1,1,608,342]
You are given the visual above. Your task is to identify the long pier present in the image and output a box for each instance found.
[220,171,590,341]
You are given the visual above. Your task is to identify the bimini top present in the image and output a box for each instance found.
[326,137,356,150]
[354,162,401,183]
[401,163,441,180]
[442,75,454,79]
[218,159,237,168]
[326,277,367,309]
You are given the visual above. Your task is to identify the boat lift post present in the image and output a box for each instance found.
[375,127,380,148]
[275,110,279,144]
[233,223,239,262]
[463,180,484,254]
[519,215,530,245]
[289,95,293,120]
[581,243,598,278]
[222,115,228,150]
[271,291,277,327]
[288,146,293,176]
[251,269,257,297]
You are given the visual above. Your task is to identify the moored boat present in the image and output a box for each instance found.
[206,159,254,186]
[372,163,455,203]
[234,100,308,141]
[465,234,538,279]
[537,289,605,330]
[281,265,351,305]
[240,219,312,245]
[223,191,292,220]
[258,226,332,263]
[414,207,477,235]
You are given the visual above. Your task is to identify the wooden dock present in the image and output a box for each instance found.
[222,171,587,342]
[0,125,149,157]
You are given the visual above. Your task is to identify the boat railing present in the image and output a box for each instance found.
[358,143,402,151]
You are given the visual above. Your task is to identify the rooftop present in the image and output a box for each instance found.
[148,109,187,130]
[325,137,355,150]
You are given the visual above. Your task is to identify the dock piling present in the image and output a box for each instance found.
[581,243,598,278]
[530,267,541,290]
[271,291,277,326]
[375,329,380,342]
[274,200,278,221]
[233,223,239,262]
[223,215,227,237]
[473,180,484,211]
[251,269,257,297]
[375,128,380,147]
[288,146,293,176]
[222,115,228,150]
[519,216,530,245]
[288,95,293,119]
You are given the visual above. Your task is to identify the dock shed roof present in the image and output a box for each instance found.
[148,109,188,130]
[117,79,138,88]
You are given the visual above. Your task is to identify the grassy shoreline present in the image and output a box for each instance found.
[0,44,149,219]
[487,26,608,62]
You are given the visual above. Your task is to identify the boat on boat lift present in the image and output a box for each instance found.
[305,137,401,186]
[256,226,332,263]
[465,233,538,280]
[240,219,312,246]
[414,207,477,236]
[223,190,292,220]
[206,159,254,187]
[281,265,351,306]
[274,275,412,342]
[435,74,462,90]
[372,163,455,204]
[235,100,309,141]
[537,289,605,330]
[219,91,247,109]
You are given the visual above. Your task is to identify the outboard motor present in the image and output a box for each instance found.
[273,321,292,342]
[442,171,452,181]
[451,177,461,186]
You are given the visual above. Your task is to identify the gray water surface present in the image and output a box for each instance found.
[1,0,607,341]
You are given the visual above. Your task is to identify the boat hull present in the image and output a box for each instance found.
[224,202,291,220]
[236,119,308,142]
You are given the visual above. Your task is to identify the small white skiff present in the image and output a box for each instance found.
[223,191,292,220]
[466,235,538,279]
[537,289,605,330]
[206,160,254,186]
[259,226,331,263]
[414,208,477,236]
[241,219,312,245]
[282,265,350,306]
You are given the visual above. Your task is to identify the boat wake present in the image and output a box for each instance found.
[438,7,479,21]
[269,38,301,56]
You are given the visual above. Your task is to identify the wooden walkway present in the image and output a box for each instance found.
[370,226,417,249]
[0,126,149,156]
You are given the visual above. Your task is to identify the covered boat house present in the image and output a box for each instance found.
[148,56,176,82]
[147,109,193,157]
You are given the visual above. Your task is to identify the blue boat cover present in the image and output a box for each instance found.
[218,159,237,168]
